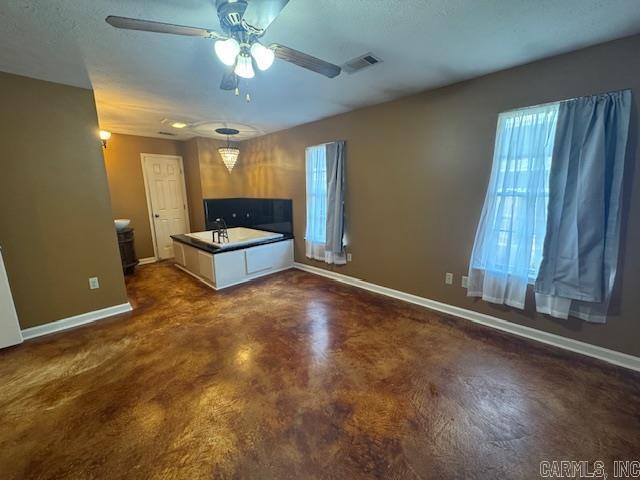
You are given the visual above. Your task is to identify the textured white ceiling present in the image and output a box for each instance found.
[1,0,640,140]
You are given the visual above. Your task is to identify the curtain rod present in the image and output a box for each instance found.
[501,88,632,114]
[305,141,345,149]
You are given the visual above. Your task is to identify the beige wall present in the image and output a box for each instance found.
[103,133,183,258]
[181,138,206,232]
[103,135,237,244]
[0,72,128,329]
[196,137,245,198]
[237,34,640,356]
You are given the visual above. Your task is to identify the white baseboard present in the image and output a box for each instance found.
[138,257,157,265]
[294,262,640,372]
[21,303,132,340]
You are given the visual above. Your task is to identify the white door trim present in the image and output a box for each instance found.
[0,247,23,348]
[140,153,190,259]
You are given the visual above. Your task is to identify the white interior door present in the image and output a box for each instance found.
[0,248,23,349]
[143,155,189,259]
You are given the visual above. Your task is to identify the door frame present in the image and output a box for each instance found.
[140,153,191,260]
[0,246,23,349]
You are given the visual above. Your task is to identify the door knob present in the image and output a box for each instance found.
[154,214,160,218]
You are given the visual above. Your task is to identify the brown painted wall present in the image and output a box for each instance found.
[197,137,245,198]
[181,138,206,232]
[0,72,128,329]
[238,34,640,356]
[103,133,183,258]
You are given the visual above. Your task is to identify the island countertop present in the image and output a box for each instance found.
[171,232,294,255]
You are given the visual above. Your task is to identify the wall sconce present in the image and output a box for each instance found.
[99,130,112,148]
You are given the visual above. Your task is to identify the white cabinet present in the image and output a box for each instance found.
[183,244,200,273]
[173,242,186,266]
[198,250,215,283]
[213,249,247,288]
[172,239,293,290]
[246,241,292,274]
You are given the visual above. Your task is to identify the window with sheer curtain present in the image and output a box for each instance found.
[467,103,559,308]
[305,142,347,264]
[305,144,328,251]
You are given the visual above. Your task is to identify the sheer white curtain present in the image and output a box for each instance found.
[305,145,328,260]
[467,104,559,308]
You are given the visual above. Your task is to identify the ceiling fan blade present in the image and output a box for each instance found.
[106,16,223,39]
[220,71,238,91]
[241,0,289,34]
[271,44,341,78]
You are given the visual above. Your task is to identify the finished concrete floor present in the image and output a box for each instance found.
[0,262,639,479]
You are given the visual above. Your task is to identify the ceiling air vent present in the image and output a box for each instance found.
[342,53,382,74]
[158,131,176,136]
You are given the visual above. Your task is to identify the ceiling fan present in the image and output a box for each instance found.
[106,0,342,95]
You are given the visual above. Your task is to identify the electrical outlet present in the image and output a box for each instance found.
[445,272,453,285]
[89,277,100,290]
[347,253,353,262]
[461,275,469,288]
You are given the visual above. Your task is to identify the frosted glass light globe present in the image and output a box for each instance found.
[234,53,255,79]
[214,38,240,66]
[250,42,275,71]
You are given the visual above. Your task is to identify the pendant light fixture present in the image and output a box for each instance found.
[216,127,240,173]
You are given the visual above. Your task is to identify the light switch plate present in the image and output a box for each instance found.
[347,253,353,262]
[445,272,453,285]
[89,277,100,290]
[461,276,469,288]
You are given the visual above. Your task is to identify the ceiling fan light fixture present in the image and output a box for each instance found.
[250,42,275,71]
[214,37,240,66]
[105,1,344,97]
[234,53,255,79]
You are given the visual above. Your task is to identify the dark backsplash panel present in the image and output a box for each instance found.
[203,198,293,234]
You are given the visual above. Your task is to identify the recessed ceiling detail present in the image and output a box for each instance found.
[215,127,240,136]
[161,118,191,129]
[193,122,262,141]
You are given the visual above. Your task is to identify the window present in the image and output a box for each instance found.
[305,144,327,244]
[304,141,347,265]
[470,103,559,283]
